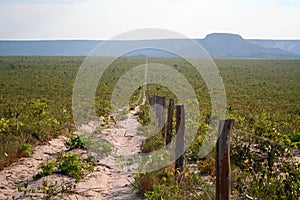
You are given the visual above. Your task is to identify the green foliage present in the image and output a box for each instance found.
[16,179,87,199]
[33,159,57,180]
[135,166,206,199]
[144,183,181,200]
[21,143,32,157]
[1,57,300,198]
[0,57,80,169]
[136,104,151,126]
[134,167,175,194]
[33,153,95,183]
[16,179,39,199]
[135,59,300,198]
[27,98,61,141]
[57,153,92,183]
[141,134,164,153]
[64,135,85,150]
[0,117,24,134]
[230,130,300,199]
[289,132,300,147]
[79,133,112,158]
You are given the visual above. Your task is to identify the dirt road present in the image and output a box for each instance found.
[0,107,145,199]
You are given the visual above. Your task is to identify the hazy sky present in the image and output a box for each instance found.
[0,0,299,40]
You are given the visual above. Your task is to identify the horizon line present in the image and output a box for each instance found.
[0,33,300,41]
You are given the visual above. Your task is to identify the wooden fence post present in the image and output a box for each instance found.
[153,95,157,115]
[149,95,166,139]
[175,104,185,178]
[216,119,234,200]
[148,96,153,106]
[156,96,162,133]
[166,98,174,147]
[160,96,166,138]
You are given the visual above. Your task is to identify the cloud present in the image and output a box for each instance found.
[0,0,85,5]
[0,0,299,39]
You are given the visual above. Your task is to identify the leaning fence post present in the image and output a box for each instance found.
[175,104,185,178]
[166,99,174,147]
[160,96,166,138]
[149,95,166,138]
[156,96,162,132]
[148,96,153,106]
[216,119,234,200]
[153,95,157,115]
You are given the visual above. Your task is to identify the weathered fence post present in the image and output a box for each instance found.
[166,98,174,147]
[175,104,185,178]
[148,96,153,106]
[149,95,166,139]
[160,96,166,138]
[152,95,157,115]
[216,119,234,200]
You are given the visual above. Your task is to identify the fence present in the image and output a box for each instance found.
[149,95,234,200]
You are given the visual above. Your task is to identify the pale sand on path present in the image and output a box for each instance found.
[0,107,145,199]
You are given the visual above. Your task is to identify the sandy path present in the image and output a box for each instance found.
[0,95,146,199]
[72,109,145,200]
[99,92,147,199]
[0,136,69,199]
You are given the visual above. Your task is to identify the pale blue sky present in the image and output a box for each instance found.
[0,0,299,40]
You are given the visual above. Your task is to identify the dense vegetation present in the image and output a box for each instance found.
[135,59,300,199]
[0,57,300,198]
[0,56,144,169]
[0,57,78,169]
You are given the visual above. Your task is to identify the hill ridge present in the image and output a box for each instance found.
[1,33,300,58]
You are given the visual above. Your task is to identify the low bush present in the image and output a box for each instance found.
[64,135,85,151]
[21,143,33,157]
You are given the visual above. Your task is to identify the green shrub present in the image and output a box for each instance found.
[79,133,112,158]
[21,143,33,157]
[64,135,85,150]
[136,104,151,126]
[230,132,300,199]
[58,153,93,183]
[289,132,300,147]
[16,179,82,199]
[135,166,204,199]
[33,153,95,183]
[33,159,57,180]
[141,134,164,153]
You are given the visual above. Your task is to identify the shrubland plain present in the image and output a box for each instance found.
[0,57,299,199]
